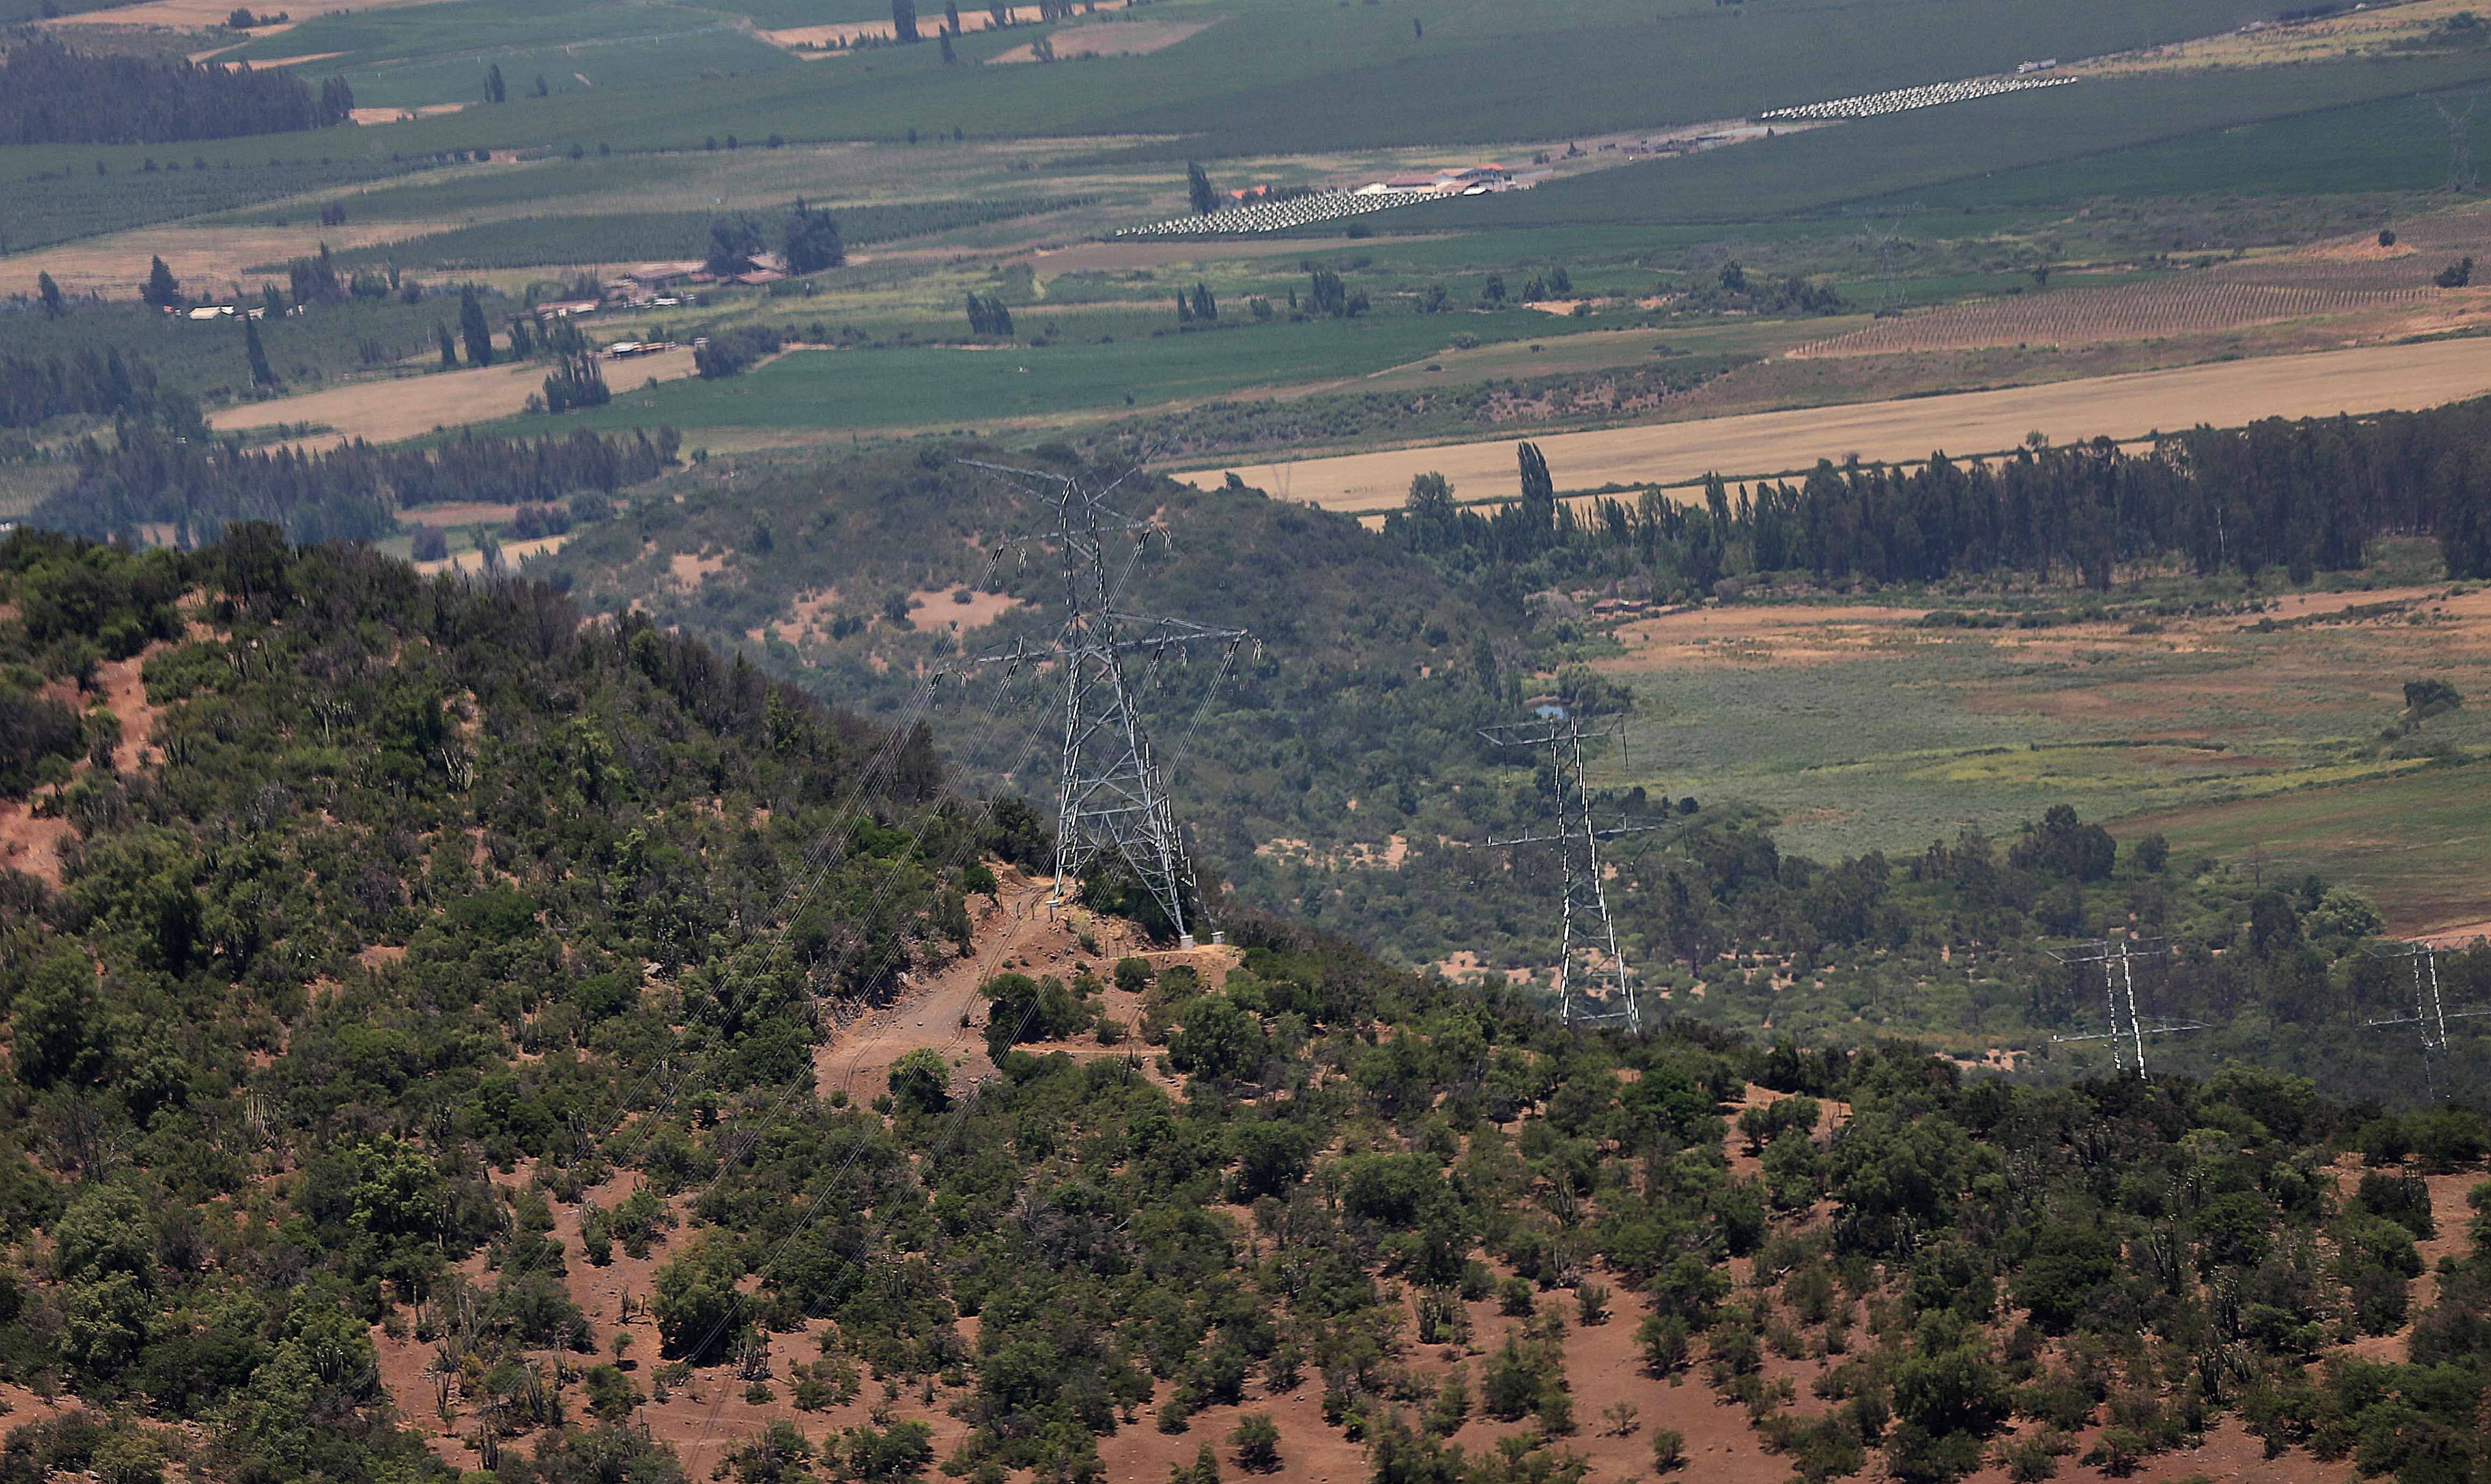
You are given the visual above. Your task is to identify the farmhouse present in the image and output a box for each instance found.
[623,262,701,291]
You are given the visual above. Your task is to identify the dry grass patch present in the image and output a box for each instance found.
[988,15,1219,63]
[208,346,700,448]
[1179,335,2491,512]
[0,219,461,298]
[907,584,1024,631]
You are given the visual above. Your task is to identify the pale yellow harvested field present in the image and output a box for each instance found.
[349,102,468,125]
[52,0,421,28]
[989,16,1218,63]
[209,347,700,447]
[0,220,454,298]
[1173,336,2491,510]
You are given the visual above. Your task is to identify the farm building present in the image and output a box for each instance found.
[623,263,701,291]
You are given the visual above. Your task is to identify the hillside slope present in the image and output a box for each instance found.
[5,530,2491,1484]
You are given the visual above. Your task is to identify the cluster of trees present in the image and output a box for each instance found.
[694,325,785,380]
[784,199,846,275]
[1482,267,1571,303]
[963,292,1014,337]
[1175,281,1218,323]
[703,201,846,279]
[1698,258,1847,315]
[30,417,678,546]
[0,38,352,145]
[1390,397,2491,595]
[537,350,613,415]
[0,348,161,429]
[1302,267,1370,318]
[0,527,993,1482]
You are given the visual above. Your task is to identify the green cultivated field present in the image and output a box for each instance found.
[329,195,1091,269]
[226,0,797,111]
[1890,85,2491,211]
[1,154,427,255]
[8,298,496,395]
[1443,57,2491,227]
[272,0,2280,157]
[1596,574,2491,931]
[338,30,797,113]
[2120,761,2491,935]
[512,308,1606,436]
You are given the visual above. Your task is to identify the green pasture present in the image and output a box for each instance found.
[0,0,137,18]
[2121,761,2491,935]
[0,153,425,255]
[220,0,796,111]
[8,298,495,397]
[1448,56,2491,227]
[225,0,692,65]
[707,0,892,24]
[328,194,1090,269]
[1886,85,2491,211]
[339,29,797,113]
[503,307,1607,437]
[1598,582,2491,908]
[318,0,2273,157]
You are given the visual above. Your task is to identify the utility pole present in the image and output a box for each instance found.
[2046,937,2202,1080]
[1477,714,1668,1030]
[2438,94,2481,192]
[948,461,1251,948]
[2364,940,2487,1101]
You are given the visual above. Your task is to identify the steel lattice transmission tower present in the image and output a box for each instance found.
[1478,715,1667,1030]
[2365,940,2488,1100]
[950,461,1251,947]
[2440,94,2483,192]
[2046,938,2203,1079]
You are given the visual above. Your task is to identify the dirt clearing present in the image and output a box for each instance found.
[906,585,1024,631]
[1173,336,2491,512]
[989,15,1219,62]
[208,347,699,448]
[0,219,460,299]
[350,102,468,124]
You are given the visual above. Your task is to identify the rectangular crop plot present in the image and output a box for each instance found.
[1759,72,2075,120]
[1114,190,1451,239]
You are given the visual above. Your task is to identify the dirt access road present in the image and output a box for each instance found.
[812,867,1239,1105]
[1171,334,2491,511]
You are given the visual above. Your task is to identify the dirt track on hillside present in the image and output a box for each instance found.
[1172,335,2491,511]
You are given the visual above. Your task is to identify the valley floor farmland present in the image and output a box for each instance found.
[1591,579,2491,936]
[1175,333,2491,510]
[207,345,702,446]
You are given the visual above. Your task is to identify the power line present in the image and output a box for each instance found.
[2437,92,2481,192]
[2364,939,2489,1101]
[1475,713,1669,1030]
[950,460,1252,947]
[2045,937,2202,1080]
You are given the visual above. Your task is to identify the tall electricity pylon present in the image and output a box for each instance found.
[2439,94,2482,192]
[2046,938,2202,1080]
[949,461,1250,947]
[1478,715,1667,1030]
[2365,941,2488,1100]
